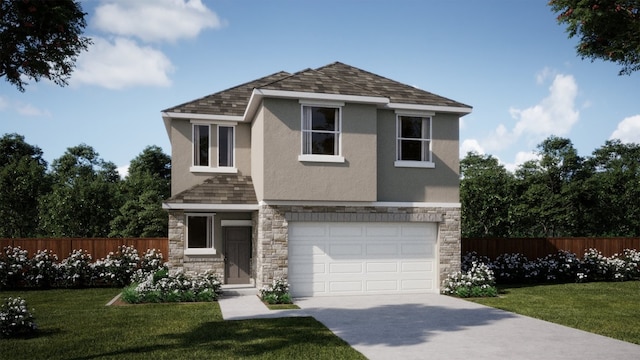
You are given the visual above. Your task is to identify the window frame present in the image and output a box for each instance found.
[192,123,211,168]
[298,102,345,163]
[185,213,216,255]
[190,120,238,173]
[217,125,235,169]
[394,112,435,168]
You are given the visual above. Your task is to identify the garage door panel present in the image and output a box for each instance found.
[329,262,363,274]
[366,262,398,272]
[366,244,398,256]
[329,244,362,256]
[366,280,398,291]
[289,222,438,297]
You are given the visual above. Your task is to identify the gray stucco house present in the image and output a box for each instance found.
[161,62,472,297]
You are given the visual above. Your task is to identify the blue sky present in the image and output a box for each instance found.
[1,0,639,175]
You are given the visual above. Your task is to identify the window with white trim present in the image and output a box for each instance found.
[395,115,434,168]
[193,124,210,167]
[186,214,215,255]
[218,126,234,167]
[301,106,341,157]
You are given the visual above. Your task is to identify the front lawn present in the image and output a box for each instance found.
[468,281,640,345]
[0,289,365,359]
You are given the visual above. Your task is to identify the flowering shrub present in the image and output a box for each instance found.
[0,246,29,289]
[58,249,93,287]
[442,262,498,298]
[491,253,533,283]
[260,277,292,304]
[122,270,222,303]
[25,250,59,288]
[461,248,640,285]
[0,297,37,338]
[0,245,167,290]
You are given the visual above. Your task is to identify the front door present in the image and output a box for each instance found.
[224,227,251,284]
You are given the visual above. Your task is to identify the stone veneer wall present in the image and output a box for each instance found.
[167,210,224,274]
[255,204,461,290]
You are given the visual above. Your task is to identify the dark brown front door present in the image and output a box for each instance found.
[224,227,251,284]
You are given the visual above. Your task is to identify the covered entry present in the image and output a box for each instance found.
[288,222,438,297]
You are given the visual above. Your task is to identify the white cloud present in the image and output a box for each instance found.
[610,115,640,144]
[15,103,51,117]
[0,96,8,110]
[73,37,174,89]
[503,151,540,173]
[535,67,554,84]
[460,139,485,156]
[93,0,223,43]
[117,164,130,178]
[510,74,579,138]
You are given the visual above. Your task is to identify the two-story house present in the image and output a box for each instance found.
[161,62,472,297]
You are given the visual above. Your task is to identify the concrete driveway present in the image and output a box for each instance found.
[294,294,640,360]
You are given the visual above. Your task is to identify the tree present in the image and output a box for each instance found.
[460,152,514,237]
[110,146,171,237]
[584,140,640,236]
[0,0,91,91]
[0,133,49,237]
[549,0,640,75]
[38,144,121,237]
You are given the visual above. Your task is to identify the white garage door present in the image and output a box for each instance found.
[288,222,438,297]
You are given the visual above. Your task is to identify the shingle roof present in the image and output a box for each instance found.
[164,71,291,116]
[166,174,257,205]
[164,62,471,115]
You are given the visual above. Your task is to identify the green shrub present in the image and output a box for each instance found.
[259,277,293,304]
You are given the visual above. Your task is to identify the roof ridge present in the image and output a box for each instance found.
[314,62,387,98]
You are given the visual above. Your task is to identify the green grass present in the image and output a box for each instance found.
[0,288,365,359]
[468,281,640,344]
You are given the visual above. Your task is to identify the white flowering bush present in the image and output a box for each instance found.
[260,277,292,304]
[0,297,37,338]
[0,245,167,290]
[462,248,640,285]
[25,250,59,288]
[442,262,498,298]
[122,269,222,303]
[0,246,29,289]
[58,249,93,287]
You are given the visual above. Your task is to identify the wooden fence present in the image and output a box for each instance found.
[0,238,169,261]
[462,237,640,260]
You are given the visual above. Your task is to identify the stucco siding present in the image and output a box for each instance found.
[169,118,252,196]
[377,110,460,203]
[250,106,265,201]
[260,98,377,201]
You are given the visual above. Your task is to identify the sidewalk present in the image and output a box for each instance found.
[218,285,306,320]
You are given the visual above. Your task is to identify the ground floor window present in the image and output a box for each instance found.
[186,213,215,255]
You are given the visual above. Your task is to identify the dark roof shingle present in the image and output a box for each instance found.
[167,174,257,205]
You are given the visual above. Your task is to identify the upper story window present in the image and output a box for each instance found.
[395,114,435,168]
[218,126,234,168]
[299,105,344,163]
[193,124,210,167]
[191,121,238,173]
[185,213,215,255]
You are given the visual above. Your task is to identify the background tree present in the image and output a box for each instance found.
[110,146,171,237]
[0,133,49,237]
[549,0,640,75]
[38,144,121,237]
[0,0,91,91]
[460,153,514,237]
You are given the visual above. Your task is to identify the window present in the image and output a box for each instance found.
[193,124,210,167]
[395,115,434,168]
[300,106,343,162]
[186,214,215,255]
[218,126,234,167]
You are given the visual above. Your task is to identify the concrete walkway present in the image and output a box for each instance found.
[219,288,640,360]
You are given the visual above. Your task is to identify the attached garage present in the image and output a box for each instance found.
[288,222,438,297]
